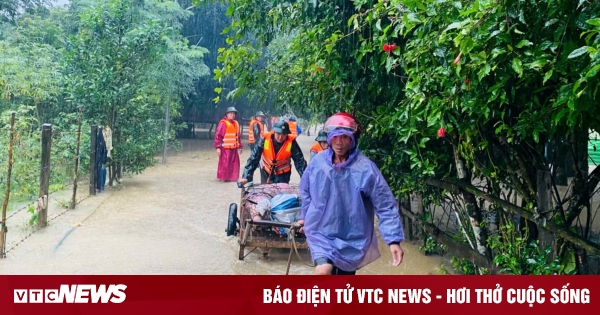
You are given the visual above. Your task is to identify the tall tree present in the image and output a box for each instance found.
[64,0,209,179]
[0,0,48,24]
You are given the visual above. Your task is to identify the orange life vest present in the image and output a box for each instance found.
[260,132,296,175]
[248,119,264,144]
[220,119,240,149]
[310,143,324,154]
[288,121,298,137]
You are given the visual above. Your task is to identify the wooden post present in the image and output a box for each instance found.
[38,123,52,228]
[89,124,97,195]
[537,169,556,262]
[410,193,424,241]
[400,197,414,241]
[71,107,83,209]
[399,206,499,273]
[411,194,423,212]
[0,113,16,258]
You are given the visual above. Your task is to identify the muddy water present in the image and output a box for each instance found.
[0,135,444,275]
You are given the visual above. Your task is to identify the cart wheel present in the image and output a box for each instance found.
[226,203,238,236]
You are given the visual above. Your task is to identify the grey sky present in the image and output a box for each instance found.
[51,0,70,6]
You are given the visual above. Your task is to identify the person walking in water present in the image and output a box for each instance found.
[240,120,306,184]
[214,107,243,182]
[309,130,328,160]
[296,112,405,275]
[248,111,266,152]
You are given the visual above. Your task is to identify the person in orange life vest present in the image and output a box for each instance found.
[214,107,243,182]
[240,120,307,185]
[248,111,266,152]
[287,116,302,137]
[309,130,328,160]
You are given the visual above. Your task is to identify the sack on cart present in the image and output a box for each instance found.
[269,194,301,237]
[243,183,297,220]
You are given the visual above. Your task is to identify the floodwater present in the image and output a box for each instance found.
[0,134,445,275]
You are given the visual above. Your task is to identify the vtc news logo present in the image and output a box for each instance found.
[14,284,127,303]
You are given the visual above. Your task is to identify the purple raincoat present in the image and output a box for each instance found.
[299,135,404,272]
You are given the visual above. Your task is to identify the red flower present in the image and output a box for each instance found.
[437,126,446,138]
[453,52,462,65]
[383,43,397,52]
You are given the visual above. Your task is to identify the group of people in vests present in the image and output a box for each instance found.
[214,107,307,183]
[215,107,355,184]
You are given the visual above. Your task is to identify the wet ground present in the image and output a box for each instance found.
[0,134,445,275]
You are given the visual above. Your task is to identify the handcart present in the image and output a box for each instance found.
[225,182,308,261]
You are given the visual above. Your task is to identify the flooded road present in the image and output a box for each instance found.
[0,135,445,274]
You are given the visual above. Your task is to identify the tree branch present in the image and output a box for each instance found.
[425,178,600,256]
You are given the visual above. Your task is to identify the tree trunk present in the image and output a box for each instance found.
[536,169,556,262]
[453,147,491,258]
[108,104,117,186]
[575,247,589,275]
[163,98,171,164]
[567,125,590,274]
[550,137,570,186]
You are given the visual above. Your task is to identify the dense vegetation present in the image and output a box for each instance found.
[0,0,209,202]
[3,0,600,274]
[205,0,600,274]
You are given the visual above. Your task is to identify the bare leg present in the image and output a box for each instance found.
[315,264,333,275]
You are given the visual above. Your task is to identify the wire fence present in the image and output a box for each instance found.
[401,173,600,275]
[0,109,108,258]
[4,193,94,254]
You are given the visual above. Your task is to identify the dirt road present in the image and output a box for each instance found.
[0,135,445,274]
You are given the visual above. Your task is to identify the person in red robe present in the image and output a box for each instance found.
[214,107,243,181]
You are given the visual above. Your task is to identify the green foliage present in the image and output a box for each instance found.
[0,106,89,203]
[451,256,477,275]
[27,204,38,226]
[0,0,48,24]
[209,0,406,121]
[210,0,600,274]
[450,256,490,275]
[49,110,91,186]
[0,19,62,116]
[488,221,572,275]
[418,235,447,255]
[1,0,209,212]
[349,0,600,206]
[64,0,209,176]
[436,264,450,275]
[0,107,42,201]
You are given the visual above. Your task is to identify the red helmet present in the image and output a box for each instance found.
[323,112,360,134]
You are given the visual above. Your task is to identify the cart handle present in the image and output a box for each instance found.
[246,219,293,229]
[237,181,254,189]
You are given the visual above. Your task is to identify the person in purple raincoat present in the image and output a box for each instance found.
[296,112,405,275]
